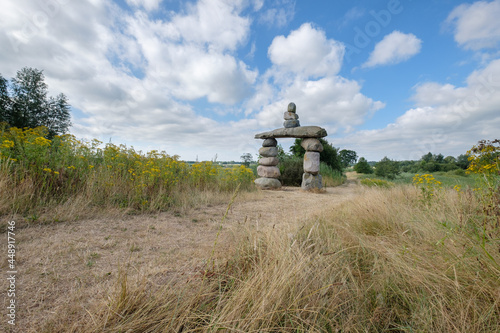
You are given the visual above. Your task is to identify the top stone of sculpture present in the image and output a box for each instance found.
[254,102,327,139]
[283,102,300,128]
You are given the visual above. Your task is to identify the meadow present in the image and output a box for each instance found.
[0,126,255,223]
[39,182,499,332]
[1,128,499,332]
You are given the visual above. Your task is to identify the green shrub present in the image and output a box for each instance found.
[320,162,346,187]
[360,178,395,188]
[354,157,373,174]
[452,168,466,176]
[278,155,303,186]
[375,157,400,179]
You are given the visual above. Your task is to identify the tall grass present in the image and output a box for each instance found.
[65,185,499,332]
[320,162,346,187]
[0,126,255,219]
[360,171,478,189]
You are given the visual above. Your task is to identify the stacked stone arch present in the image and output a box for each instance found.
[254,102,328,191]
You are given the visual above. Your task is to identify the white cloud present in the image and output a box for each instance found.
[126,0,162,11]
[337,7,365,29]
[268,23,345,77]
[251,24,384,138]
[447,0,500,50]
[168,0,252,52]
[254,76,384,130]
[0,0,266,161]
[337,58,500,160]
[259,0,295,28]
[362,31,422,68]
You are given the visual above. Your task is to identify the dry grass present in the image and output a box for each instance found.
[33,185,499,332]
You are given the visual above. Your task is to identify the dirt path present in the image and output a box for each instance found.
[1,179,361,332]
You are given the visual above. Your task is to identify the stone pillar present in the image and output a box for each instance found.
[301,138,323,190]
[254,138,282,189]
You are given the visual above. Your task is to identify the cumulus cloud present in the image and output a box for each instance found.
[0,0,387,161]
[167,0,252,52]
[362,31,422,68]
[0,0,267,161]
[446,0,500,50]
[251,24,384,137]
[268,23,345,77]
[254,76,384,130]
[337,58,500,161]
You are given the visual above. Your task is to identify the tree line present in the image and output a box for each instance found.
[354,152,471,179]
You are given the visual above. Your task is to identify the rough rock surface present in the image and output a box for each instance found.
[257,165,281,178]
[255,126,327,139]
[302,172,322,190]
[283,119,300,128]
[301,138,323,152]
[259,146,278,157]
[259,157,279,166]
[283,112,299,120]
[303,151,320,174]
[262,138,278,147]
[254,177,282,189]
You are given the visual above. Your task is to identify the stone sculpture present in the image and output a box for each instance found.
[254,102,327,190]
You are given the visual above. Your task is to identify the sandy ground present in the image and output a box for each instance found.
[1,178,361,332]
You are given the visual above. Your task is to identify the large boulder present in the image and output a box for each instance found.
[303,151,320,174]
[301,172,322,191]
[301,138,323,152]
[259,157,279,166]
[255,126,327,139]
[255,177,282,190]
[262,138,278,147]
[257,165,281,178]
[259,146,278,157]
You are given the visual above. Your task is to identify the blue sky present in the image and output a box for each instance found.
[1,0,500,162]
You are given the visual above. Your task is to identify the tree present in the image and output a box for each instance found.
[354,157,373,174]
[0,74,10,124]
[422,152,433,163]
[444,156,457,164]
[240,153,253,167]
[457,154,470,169]
[339,149,358,168]
[375,156,400,179]
[433,153,444,164]
[1,67,71,137]
[290,138,342,172]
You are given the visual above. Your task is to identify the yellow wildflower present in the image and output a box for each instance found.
[33,137,51,147]
[1,140,14,148]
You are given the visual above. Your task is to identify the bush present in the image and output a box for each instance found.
[375,157,400,179]
[278,155,303,186]
[290,138,342,172]
[360,178,394,188]
[354,157,373,174]
[452,168,466,176]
